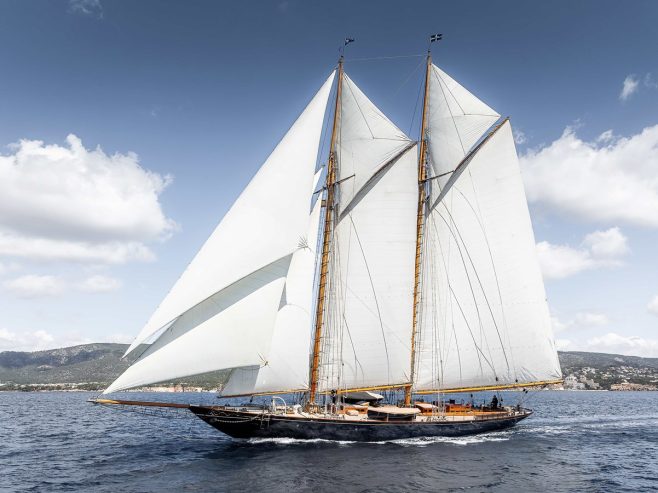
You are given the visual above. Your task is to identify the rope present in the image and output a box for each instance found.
[345,54,425,62]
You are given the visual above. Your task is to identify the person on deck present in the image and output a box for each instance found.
[491,394,498,410]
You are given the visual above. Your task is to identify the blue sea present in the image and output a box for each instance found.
[2,390,657,492]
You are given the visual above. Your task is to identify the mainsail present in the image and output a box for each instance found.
[414,65,562,392]
[317,74,418,392]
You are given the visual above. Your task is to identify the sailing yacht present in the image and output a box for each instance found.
[93,46,562,441]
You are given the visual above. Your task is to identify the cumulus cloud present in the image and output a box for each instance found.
[620,75,639,101]
[3,273,121,297]
[0,135,175,264]
[537,227,628,280]
[0,327,134,352]
[521,125,658,228]
[583,332,658,358]
[556,332,658,357]
[0,328,91,352]
[648,295,658,316]
[3,275,65,298]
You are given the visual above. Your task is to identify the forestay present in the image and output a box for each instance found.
[123,72,336,357]
[415,120,562,391]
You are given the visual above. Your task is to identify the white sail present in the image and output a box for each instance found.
[427,64,500,181]
[336,74,413,208]
[415,120,562,391]
[123,72,336,357]
[318,80,418,391]
[104,256,290,393]
[221,193,323,396]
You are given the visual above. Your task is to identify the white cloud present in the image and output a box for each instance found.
[0,232,155,264]
[521,125,658,228]
[68,0,103,18]
[513,128,527,145]
[3,275,65,298]
[78,275,121,293]
[648,295,658,317]
[596,129,615,143]
[582,227,629,258]
[584,332,658,358]
[551,312,609,333]
[0,328,91,352]
[3,273,121,297]
[0,135,175,264]
[537,227,628,280]
[620,75,639,101]
[0,327,133,352]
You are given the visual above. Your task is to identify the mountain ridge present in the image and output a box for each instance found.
[1,343,657,390]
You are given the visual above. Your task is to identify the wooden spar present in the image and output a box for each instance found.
[308,57,344,406]
[219,388,308,399]
[320,382,411,395]
[89,398,190,409]
[414,379,564,395]
[404,52,432,407]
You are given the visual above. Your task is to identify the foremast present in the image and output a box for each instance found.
[308,56,344,406]
[404,51,432,406]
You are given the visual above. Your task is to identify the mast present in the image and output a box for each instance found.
[404,51,432,406]
[308,56,344,406]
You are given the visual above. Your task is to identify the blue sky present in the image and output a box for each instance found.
[1,0,657,356]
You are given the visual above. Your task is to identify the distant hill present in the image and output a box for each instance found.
[0,343,131,388]
[1,343,657,391]
[558,351,658,370]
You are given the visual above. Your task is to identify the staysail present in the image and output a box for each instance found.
[221,187,323,396]
[414,65,561,392]
[104,73,335,393]
[318,74,418,392]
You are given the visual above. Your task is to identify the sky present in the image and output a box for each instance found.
[1,0,657,357]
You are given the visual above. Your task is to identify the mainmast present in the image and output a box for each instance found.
[404,50,432,407]
[308,56,344,406]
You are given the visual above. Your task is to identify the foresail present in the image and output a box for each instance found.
[427,64,500,182]
[415,121,562,392]
[104,257,291,393]
[221,193,323,396]
[124,71,336,357]
[321,144,418,392]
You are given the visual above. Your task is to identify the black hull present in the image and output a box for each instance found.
[189,406,531,442]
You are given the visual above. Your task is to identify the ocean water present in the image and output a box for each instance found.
[2,390,657,492]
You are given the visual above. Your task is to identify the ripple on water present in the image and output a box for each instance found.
[2,390,658,493]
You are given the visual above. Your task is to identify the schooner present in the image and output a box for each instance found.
[93,40,562,441]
